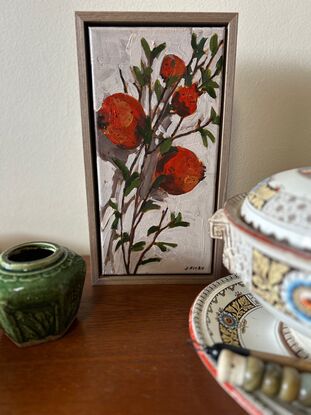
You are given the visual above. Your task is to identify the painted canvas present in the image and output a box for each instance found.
[88,26,226,277]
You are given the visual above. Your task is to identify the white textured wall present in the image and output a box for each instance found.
[1,1,311,254]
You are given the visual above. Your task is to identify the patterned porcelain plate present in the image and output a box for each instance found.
[189,274,311,415]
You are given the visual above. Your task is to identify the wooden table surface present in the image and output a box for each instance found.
[0,258,246,415]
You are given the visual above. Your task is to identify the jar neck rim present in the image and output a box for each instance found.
[0,242,64,272]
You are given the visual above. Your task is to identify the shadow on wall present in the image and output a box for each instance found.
[228,62,311,196]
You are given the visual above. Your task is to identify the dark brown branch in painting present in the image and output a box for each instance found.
[171,117,183,137]
[152,82,179,131]
[151,84,167,121]
[133,82,142,102]
[120,190,130,274]
[133,208,169,274]
[173,116,212,140]
[119,67,128,93]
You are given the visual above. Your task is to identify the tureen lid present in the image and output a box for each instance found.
[240,167,311,251]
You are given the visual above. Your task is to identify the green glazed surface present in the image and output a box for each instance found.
[243,356,265,392]
[299,373,311,407]
[0,242,86,347]
[278,366,300,402]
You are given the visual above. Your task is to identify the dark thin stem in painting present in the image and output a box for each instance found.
[119,67,128,93]
[120,190,130,274]
[151,84,167,121]
[173,116,212,140]
[152,82,179,131]
[171,117,183,137]
[133,208,169,274]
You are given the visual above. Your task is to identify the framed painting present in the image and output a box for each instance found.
[75,12,238,284]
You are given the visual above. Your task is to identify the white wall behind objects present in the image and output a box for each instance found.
[1,1,311,255]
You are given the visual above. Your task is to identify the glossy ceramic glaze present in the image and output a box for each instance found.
[209,191,311,337]
[0,242,86,347]
[240,167,311,251]
[189,275,311,415]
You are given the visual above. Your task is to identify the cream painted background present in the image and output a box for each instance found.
[1,1,311,255]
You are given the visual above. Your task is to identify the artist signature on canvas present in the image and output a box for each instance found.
[184,266,205,271]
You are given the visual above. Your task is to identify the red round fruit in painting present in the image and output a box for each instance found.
[97,93,146,149]
[171,84,201,117]
[155,146,205,195]
[160,54,186,81]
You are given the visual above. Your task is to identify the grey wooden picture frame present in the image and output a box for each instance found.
[75,11,238,285]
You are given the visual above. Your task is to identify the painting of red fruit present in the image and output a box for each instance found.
[88,25,227,278]
[160,54,186,81]
[156,147,205,195]
[171,84,201,117]
[97,93,146,149]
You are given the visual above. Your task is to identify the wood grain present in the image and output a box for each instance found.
[0,257,246,415]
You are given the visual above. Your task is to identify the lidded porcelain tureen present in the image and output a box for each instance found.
[209,167,311,337]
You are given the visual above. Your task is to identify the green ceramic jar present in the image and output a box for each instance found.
[0,242,86,347]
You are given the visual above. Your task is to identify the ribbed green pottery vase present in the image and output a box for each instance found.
[0,242,86,347]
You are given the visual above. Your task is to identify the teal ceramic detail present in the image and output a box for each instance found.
[0,242,86,347]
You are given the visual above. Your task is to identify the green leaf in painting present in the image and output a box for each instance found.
[210,34,218,57]
[131,241,146,252]
[213,115,221,125]
[169,211,190,228]
[143,66,152,84]
[115,239,122,251]
[112,158,130,180]
[124,172,141,197]
[205,85,216,99]
[199,128,216,146]
[159,138,173,155]
[210,107,217,121]
[184,66,192,86]
[207,80,219,89]
[166,75,180,87]
[137,116,152,145]
[195,37,207,60]
[141,38,151,60]
[154,80,163,102]
[139,257,161,266]
[155,242,168,252]
[191,33,197,50]
[133,66,145,86]
[152,175,166,189]
[175,221,190,227]
[215,55,224,75]
[151,43,166,60]
[199,128,208,148]
[141,200,161,213]
[206,129,216,143]
[147,225,160,236]
[155,242,178,252]
[200,68,211,85]
[161,242,178,248]
[111,211,121,230]
[170,221,190,228]
[108,199,118,210]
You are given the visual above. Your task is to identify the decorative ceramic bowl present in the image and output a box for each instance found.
[240,167,311,251]
[209,167,311,337]
[0,242,86,347]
